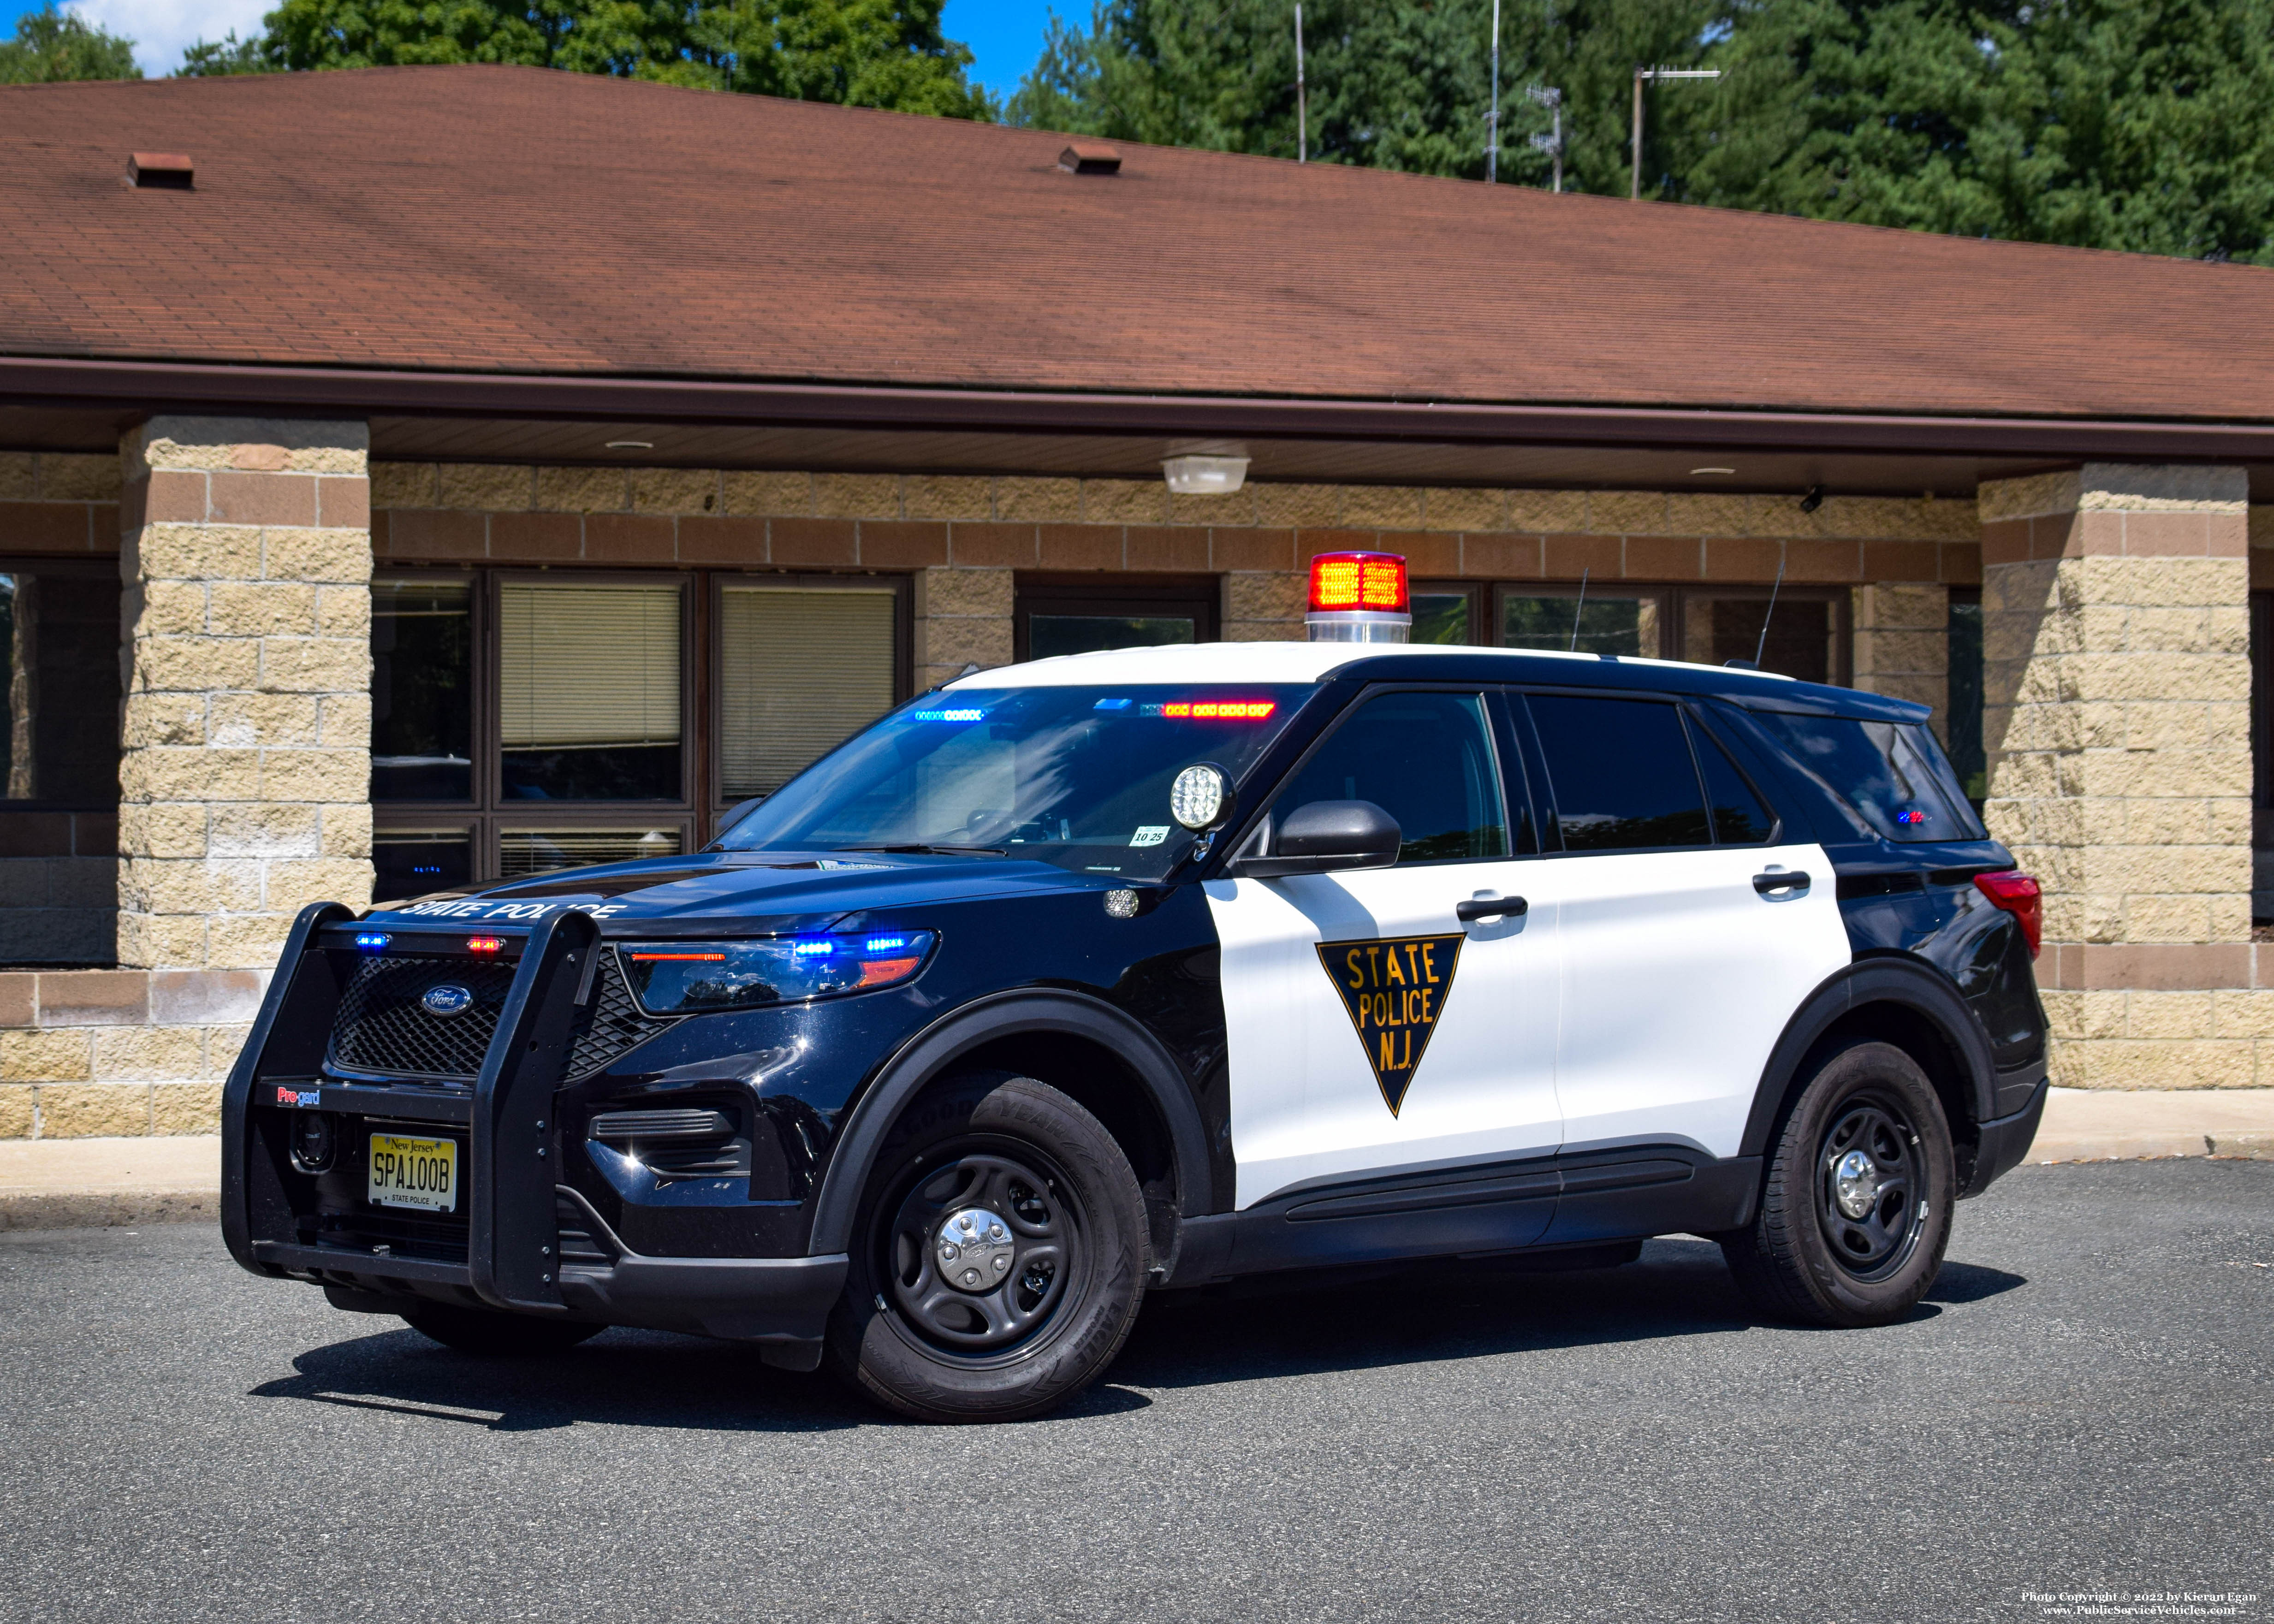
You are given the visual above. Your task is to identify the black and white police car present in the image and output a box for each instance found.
[222,551,2049,1422]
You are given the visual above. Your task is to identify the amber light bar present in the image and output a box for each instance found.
[1306,550,1412,643]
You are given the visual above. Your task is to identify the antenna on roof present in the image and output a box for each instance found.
[1752,557,1786,670]
[1568,569,1589,652]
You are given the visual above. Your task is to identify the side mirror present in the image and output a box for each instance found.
[1231,800,1400,879]
[713,797,763,841]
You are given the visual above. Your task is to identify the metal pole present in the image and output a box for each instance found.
[1551,102,1562,192]
[1295,4,1307,164]
[1487,0,1500,183]
[1631,67,1719,201]
[1631,67,1643,200]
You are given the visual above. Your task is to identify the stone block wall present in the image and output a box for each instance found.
[0,967,261,1137]
[1851,582,1951,733]
[119,418,374,972]
[1982,465,2257,1086]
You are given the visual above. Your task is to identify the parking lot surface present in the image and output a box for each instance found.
[1,1159,2267,1624]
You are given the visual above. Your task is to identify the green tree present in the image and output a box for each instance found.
[178,0,995,118]
[1014,0,2274,261]
[0,3,142,82]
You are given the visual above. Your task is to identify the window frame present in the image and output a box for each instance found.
[1670,584,1852,686]
[1491,581,1675,658]
[488,568,695,812]
[375,565,912,886]
[1257,682,1529,868]
[1012,575,1220,664]
[0,554,124,814]
[1408,581,1484,647]
[708,570,913,812]
[1509,685,1771,859]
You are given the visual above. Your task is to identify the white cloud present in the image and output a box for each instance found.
[69,0,275,76]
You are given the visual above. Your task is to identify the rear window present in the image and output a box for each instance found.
[1752,712,1983,843]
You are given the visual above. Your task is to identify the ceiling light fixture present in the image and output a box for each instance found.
[1162,442,1250,497]
[1689,466,1734,476]
[605,439,654,451]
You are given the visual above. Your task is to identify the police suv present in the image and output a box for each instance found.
[222,551,2049,1423]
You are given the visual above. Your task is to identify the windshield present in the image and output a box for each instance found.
[718,685,1313,879]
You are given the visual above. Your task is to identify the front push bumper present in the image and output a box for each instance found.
[221,902,847,1371]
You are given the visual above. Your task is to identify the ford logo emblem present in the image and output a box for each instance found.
[421,983,475,1018]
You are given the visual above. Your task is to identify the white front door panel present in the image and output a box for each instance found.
[1529,841,1850,1157]
[1205,860,1562,1209]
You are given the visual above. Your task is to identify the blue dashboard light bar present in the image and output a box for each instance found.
[791,939,834,955]
[1092,697,1132,711]
[863,935,909,952]
[911,707,984,722]
[353,932,391,952]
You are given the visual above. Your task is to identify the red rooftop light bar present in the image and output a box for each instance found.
[1306,551,1411,644]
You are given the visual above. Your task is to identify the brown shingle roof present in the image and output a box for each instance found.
[1,63,2269,422]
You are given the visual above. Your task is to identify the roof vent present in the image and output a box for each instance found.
[127,153,193,190]
[1058,142,1121,175]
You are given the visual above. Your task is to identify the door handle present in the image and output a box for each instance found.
[1455,895,1529,923]
[1753,870,1811,896]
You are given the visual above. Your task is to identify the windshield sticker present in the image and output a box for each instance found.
[1129,826,1170,847]
[1316,934,1465,1116]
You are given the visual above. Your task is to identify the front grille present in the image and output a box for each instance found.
[332,955,515,1079]
[329,949,677,1083]
[565,953,677,1079]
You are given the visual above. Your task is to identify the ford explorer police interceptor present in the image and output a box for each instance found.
[221,552,2049,1423]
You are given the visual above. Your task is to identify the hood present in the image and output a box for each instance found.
[364,850,1110,932]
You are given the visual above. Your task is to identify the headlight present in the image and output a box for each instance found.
[620,931,937,1014]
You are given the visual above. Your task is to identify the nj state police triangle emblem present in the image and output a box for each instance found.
[1315,934,1465,1117]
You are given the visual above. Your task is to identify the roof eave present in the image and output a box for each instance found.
[3,354,2270,463]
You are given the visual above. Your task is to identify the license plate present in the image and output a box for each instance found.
[367,1134,457,1213]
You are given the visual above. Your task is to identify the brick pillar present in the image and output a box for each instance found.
[118,417,374,971]
[1851,582,1950,736]
[1979,465,2252,1088]
[912,567,1013,690]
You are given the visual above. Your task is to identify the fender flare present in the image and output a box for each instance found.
[1740,955,1998,1160]
[807,989,1216,1257]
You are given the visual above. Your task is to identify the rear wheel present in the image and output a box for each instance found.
[399,1303,603,1356]
[1719,1039,1955,1327]
[827,1072,1148,1423]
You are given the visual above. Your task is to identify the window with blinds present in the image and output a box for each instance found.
[718,584,897,800]
[499,582,683,800]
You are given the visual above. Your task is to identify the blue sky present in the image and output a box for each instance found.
[6,0,1061,89]
[943,0,1058,101]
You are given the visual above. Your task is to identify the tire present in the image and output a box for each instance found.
[399,1303,604,1356]
[826,1071,1149,1423]
[1719,1039,1956,1328]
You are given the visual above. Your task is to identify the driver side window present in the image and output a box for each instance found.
[1269,690,1515,864]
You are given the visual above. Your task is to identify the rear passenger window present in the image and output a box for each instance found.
[1272,691,1510,864]
[1527,694,1710,851]
[1752,711,1984,843]
[1688,717,1778,844]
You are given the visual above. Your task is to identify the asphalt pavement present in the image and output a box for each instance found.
[1,1160,2267,1624]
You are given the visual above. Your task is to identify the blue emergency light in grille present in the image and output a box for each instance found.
[327,948,677,1081]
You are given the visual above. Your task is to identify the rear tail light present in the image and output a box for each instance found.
[1972,871,2042,959]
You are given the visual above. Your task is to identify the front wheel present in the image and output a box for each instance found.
[1719,1039,1955,1328]
[827,1073,1149,1423]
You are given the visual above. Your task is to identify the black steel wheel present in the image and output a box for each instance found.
[1719,1039,1955,1327]
[827,1072,1148,1423]
[399,1303,603,1356]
